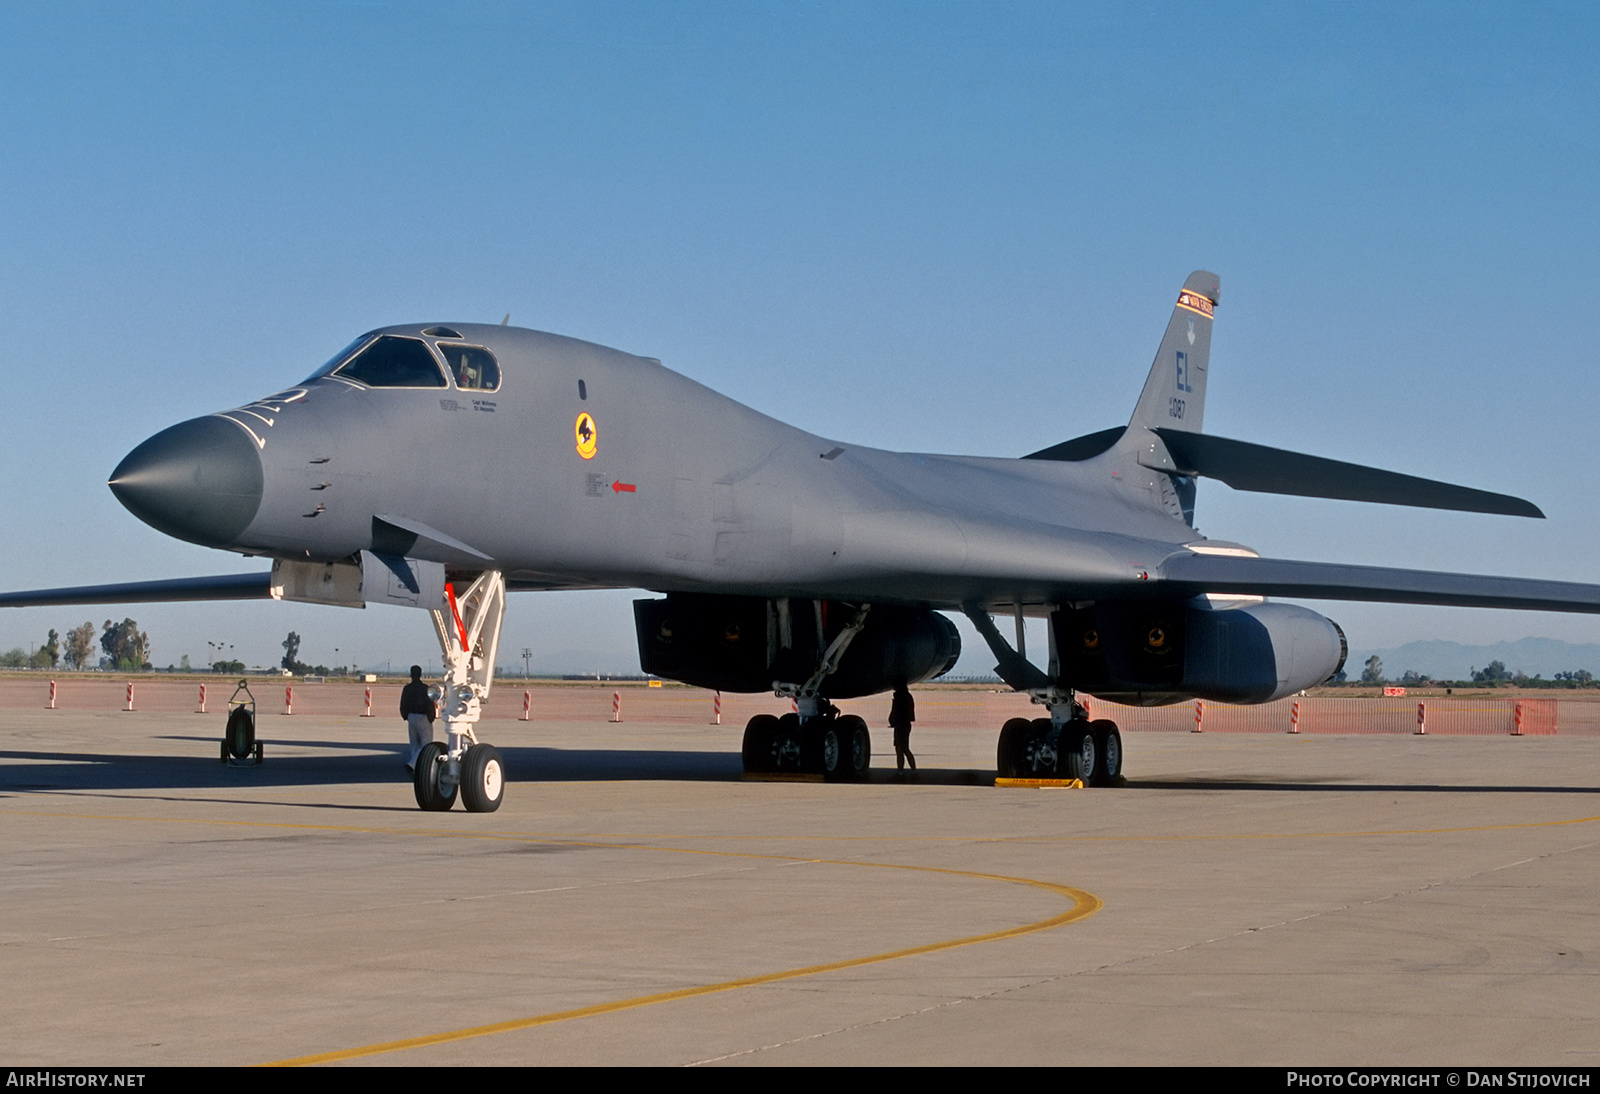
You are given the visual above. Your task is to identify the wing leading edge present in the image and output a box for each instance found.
[1159,552,1600,614]
[5,554,1598,618]
[0,573,273,608]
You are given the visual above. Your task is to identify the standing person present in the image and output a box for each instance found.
[889,683,916,776]
[400,665,436,771]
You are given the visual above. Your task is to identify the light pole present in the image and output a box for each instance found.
[522,647,531,678]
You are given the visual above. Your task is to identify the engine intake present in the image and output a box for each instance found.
[634,594,960,698]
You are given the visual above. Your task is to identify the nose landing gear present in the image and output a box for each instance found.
[412,570,508,812]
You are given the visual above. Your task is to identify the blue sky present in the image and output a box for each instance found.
[2,2,1598,674]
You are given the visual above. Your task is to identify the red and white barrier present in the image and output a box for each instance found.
[1513,701,1524,736]
[124,682,134,711]
[1290,700,1300,734]
[610,691,622,723]
[1193,699,1203,733]
[1059,695,1572,736]
[284,686,293,715]
[48,680,56,710]
[711,691,722,725]
[522,691,531,721]
[1415,702,1426,735]
[362,687,373,717]
[197,684,207,713]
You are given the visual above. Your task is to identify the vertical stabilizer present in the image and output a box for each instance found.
[1126,270,1220,435]
[1108,271,1219,526]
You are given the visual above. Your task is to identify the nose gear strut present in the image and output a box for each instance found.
[412,569,509,812]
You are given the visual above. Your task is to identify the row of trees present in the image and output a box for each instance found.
[0,621,145,671]
[1355,656,1596,687]
[2,623,349,676]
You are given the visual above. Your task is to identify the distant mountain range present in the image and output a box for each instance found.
[1347,638,1600,681]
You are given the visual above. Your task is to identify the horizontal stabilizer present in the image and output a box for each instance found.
[0,572,273,608]
[1161,552,1600,614]
[1153,429,1543,518]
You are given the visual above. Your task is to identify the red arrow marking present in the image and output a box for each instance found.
[611,480,636,493]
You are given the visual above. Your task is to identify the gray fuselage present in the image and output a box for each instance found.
[204,323,1204,610]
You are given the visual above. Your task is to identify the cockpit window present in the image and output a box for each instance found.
[303,334,374,382]
[435,343,501,391]
[332,336,447,388]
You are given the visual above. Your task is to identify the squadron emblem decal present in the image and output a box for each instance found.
[574,412,598,459]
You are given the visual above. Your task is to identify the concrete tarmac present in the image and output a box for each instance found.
[3,696,1599,1066]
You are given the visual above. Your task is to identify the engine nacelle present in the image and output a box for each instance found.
[634,594,960,698]
[1053,600,1345,705]
[1178,601,1347,703]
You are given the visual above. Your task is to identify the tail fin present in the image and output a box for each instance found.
[1030,270,1543,523]
[1107,271,1219,526]
[1126,270,1220,435]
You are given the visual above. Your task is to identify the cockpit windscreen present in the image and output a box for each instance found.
[331,336,447,388]
[303,335,373,383]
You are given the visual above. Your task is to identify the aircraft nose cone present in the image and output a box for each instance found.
[109,416,263,547]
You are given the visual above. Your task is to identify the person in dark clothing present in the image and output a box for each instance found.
[889,683,915,775]
[400,665,436,771]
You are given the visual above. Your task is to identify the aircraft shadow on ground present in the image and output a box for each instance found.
[0,745,742,795]
[1130,777,1600,794]
[3,746,1594,798]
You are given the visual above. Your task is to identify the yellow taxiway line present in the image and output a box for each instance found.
[0,804,1101,1066]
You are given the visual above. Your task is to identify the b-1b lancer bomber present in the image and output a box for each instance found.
[7,272,1599,810]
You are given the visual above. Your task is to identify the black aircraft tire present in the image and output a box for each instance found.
[1063,723,1097,784]
[818,719,849,782]
[839,715,870,782]
[224,705,255,760]
[413,741,456,811]
[742,715,779,773]
[997,717,1031,778]
[799,721,827,775]
[461,743,505,813]
[1090,720,1122,787]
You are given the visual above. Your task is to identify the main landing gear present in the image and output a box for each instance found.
[995,702,1122,786]
[412,570,509,813]
[741,706,872,782]
[741,603,873,782]
[961,602,1124,786]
